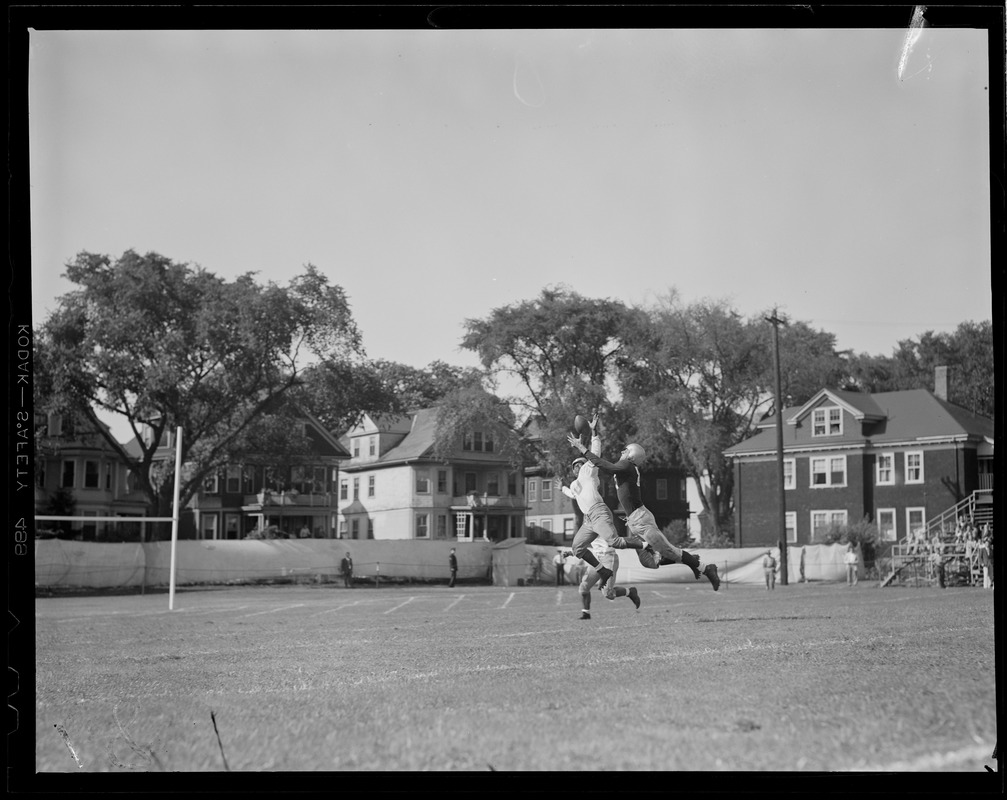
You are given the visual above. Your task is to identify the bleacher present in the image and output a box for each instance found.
[882,489,993,588]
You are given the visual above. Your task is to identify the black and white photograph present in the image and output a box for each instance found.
[10,5,1002,787]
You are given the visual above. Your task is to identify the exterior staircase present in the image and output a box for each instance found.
[881,489,992,588]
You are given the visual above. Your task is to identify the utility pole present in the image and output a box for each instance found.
[766,308,789,585]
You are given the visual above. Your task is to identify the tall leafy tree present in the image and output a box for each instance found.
[845,320,993,418]
[459,286,636,477]
[618,295,848,540]
[36,250,364,538]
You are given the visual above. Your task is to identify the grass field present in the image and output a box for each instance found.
[29,579,999,781]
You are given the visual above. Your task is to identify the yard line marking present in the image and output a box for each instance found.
[499,593,515,609]
[443,595,465,612]
[307,600,366,618]
[860,742,992,771]
[240,604,305,618]
[384,597,415,615]
[650,591,668,598]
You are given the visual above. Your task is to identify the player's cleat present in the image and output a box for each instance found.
[579,611,591,620]
[628,586,641,610]
[703,563,721,591]
[596,566,613,590]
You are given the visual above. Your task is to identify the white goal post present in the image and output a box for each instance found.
[35,426,184,610]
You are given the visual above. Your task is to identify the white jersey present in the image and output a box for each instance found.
[562,433,604,509]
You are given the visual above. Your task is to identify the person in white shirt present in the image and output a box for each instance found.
[843,544,859,586]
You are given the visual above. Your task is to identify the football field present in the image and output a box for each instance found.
[30,580,998,779]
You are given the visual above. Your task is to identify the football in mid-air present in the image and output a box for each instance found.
[573,414,590,435]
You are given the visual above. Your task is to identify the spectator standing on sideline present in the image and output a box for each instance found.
[553,549,566,586]
[340,551,353,588]
[930,546,946,588]
[799,547,806,583]
[978,537,993,589]
[844,544,859,586]
[762,549,776,590]
[298,524,311,539]
[448,547,458,588]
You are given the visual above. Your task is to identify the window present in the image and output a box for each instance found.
[455,513,469,538]
[656,478,668,500]
[201,514,218,541]
[437,470,448,494]
[810,455,846,487]
[783,459,796,490]
[487,472,500,496]
[812,406,843,437]
[680,478,688,501]
[563,518,576,539]
[368,475,375,498]
[436,515,447,539]
[61,460,75,488]
[84,460,100,489]
[226,466,241,494]
[339,520,348,538]
[528,479,538,502]
[540,477,551,501]
[785,511,797,543]
[353,478,359,499]
[877,509,897,542]
[465,472,476,494]
[905,451,924,483]
[367,518,374,539]
[876,453,895,485]
[351,518,360,539]
[340,480,348,500]
[484,431,495,452]
[203,472,219,494]
[416,514,429,538]
[225,514,241,540]
[542,519,553,533]
[353,439,360,458]
[508,473,517,496]
[906,507,926,540]
[811,509,847,539]
[415,470,430,494]
[473,431,483,451]
[463,432,473,451]
[105,464,113,490]
[312,467,326,494]
[243,465,258,494]
[368,436,376,456]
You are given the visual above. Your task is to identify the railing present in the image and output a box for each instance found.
[979,474,994,491]
[244,490,335,508]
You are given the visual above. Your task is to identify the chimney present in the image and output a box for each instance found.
[934,365,948,400]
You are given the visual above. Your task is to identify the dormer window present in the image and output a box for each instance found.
[812,406,842,437]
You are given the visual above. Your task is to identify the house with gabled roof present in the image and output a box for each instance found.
[34,410,149,539]
[723,372,994,548]
[338,409,527,541]
[124,405,349,540]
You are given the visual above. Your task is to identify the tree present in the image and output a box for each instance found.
[618,296,849,541]
[36,250,364,538]
[460,286,636,477]
[844,321,993,418]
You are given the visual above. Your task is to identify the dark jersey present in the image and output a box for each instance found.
[581,452,643,516]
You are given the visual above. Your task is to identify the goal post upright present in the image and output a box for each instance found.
[169,426,183,611]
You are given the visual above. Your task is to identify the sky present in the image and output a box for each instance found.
[28,24,993,378]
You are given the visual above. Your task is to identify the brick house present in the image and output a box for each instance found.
[337,409,527,541]
[723,381,994,548]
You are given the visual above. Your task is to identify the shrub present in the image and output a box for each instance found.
[662,519,697,548]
